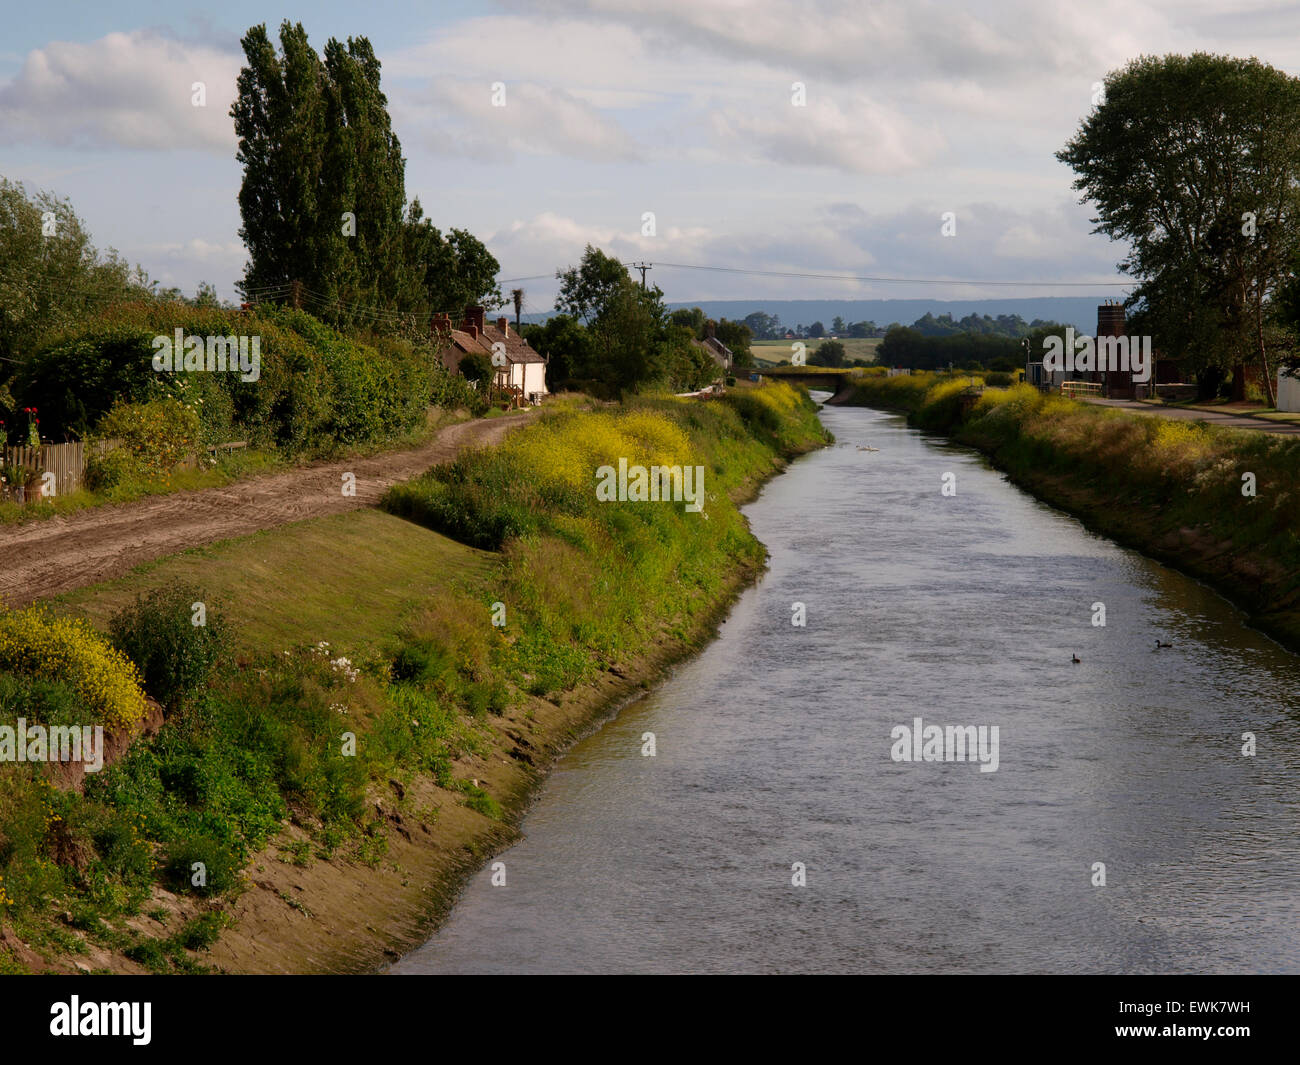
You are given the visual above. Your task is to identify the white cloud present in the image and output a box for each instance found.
[480,198,1123,308]
[0,30,238,151]
[402,79,640,162]
[710,93,938,175]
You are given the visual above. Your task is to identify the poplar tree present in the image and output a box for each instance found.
[232,22,502,330]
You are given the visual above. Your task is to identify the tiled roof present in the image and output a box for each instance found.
[480,323,546,364]
[437,323,546,371]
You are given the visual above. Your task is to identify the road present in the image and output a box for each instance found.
[1082,396,1300,435]
[0,412,530,605]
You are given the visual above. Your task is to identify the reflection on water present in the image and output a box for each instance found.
[393,398,1300,974]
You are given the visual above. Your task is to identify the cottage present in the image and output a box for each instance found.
[433,306,548,406]
[690,321,733,386]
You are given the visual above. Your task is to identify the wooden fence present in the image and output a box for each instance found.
[2,439,247,504]
[0,440,113,502]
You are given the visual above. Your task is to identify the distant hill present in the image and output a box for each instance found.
[664,298,1112,335]
[521,297,1113,335]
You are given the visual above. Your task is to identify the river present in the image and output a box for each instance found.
[392,396,1300,974]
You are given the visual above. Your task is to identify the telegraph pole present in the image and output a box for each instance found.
[630,262,651,289]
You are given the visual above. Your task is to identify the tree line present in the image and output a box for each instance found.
[739,310,1061,342]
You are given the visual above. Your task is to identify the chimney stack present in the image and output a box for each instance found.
[497,316,509,336]
[462,305,487,335]
[1097,303,1125,337]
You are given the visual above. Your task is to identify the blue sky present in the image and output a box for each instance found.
[5,1,1300,315]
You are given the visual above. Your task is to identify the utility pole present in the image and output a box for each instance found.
[630,261,651,289]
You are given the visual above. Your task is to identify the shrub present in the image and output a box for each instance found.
[18,304,436,455]
[96,398,201,478]
[0,607,147,730]
[458,351,492,388]
[985,372,1013,388]
[163,836,239,896]
[109,585,231,713]
[174,912,228,951]
[83,446,141,492]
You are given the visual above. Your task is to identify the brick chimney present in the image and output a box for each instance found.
[463,305,486,335]
[1097,300,1125,337]
[497,316,509,336]
[705,320,717,339]
[430,312,451,334]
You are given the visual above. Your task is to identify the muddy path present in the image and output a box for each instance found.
[0,412,530,605]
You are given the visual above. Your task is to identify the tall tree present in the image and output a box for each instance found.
[232,22,442,328]
[231,23,326,306]
[555,245,633,325]
[1058,53,1300,402]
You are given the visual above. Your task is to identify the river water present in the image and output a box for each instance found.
[393,397,1300,974]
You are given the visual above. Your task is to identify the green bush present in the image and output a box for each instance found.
[985,372,1013,388]
[17,303,437,455]
[458,351,492,388]
[83,446,141,492]
[109,584,231,712]
[163,836,239,896]
[96,397,201,477]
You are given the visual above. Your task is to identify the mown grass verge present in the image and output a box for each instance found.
[843,374,1300,648]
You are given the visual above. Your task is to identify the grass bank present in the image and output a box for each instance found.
[0,383,828,974]
[843,374,1300,649]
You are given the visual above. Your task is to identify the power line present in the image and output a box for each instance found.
[495,259,1133,294]
[643,261,1133,289]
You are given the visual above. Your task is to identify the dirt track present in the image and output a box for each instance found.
[0,412,530,606]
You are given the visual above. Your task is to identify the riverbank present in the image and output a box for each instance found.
[841,375,1300,650]
[0,384,829,974]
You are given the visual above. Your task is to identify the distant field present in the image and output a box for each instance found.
[751,337,882,365]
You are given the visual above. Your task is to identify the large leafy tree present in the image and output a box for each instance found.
[317,34,413,320]
[0,179,146,360]
[0,178,149,424]
[523,314,593,391]
[1058,53,1300,402]
[810,338,846,367]
[556,246,666,392]
[403,203,501,316]
[232,23,417,324]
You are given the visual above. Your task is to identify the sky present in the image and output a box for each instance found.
[4,0,1300,316]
